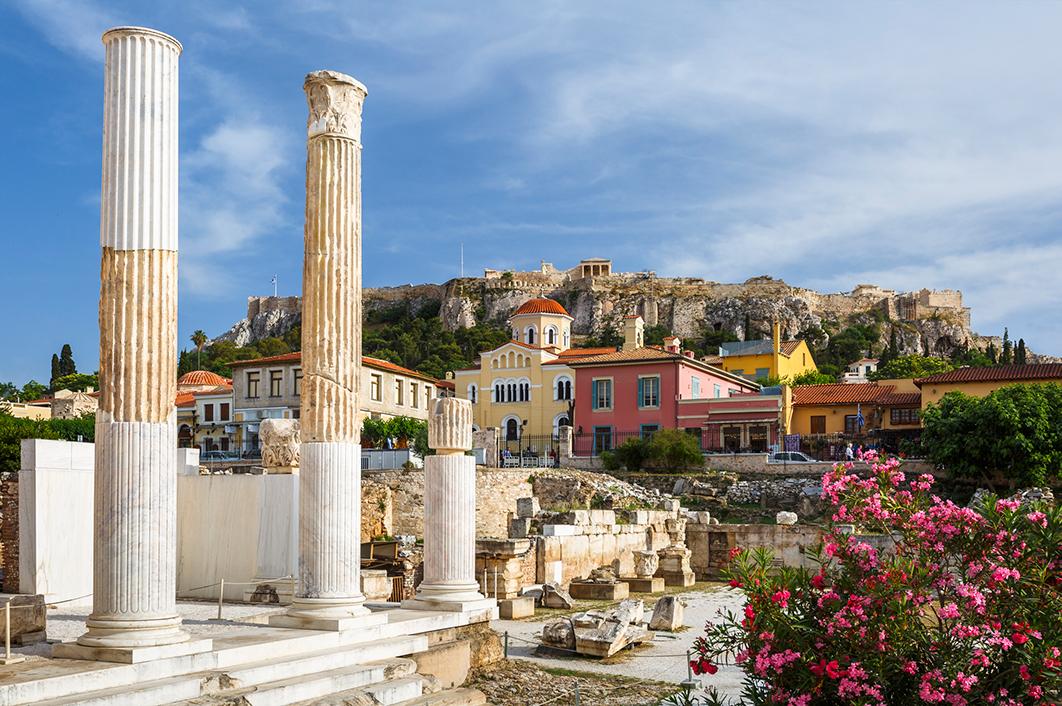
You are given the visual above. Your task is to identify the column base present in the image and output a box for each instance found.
[74,614,190,649]
[54,638,213,664]
[269,596,388,632]
[402,583,497,614]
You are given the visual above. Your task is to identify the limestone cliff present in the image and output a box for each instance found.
[215,270,1032,361]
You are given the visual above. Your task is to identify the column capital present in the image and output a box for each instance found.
[304,70,368,141]
[102,26,183,53]
[429,397,473,455]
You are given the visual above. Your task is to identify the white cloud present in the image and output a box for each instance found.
[10,0,114,61]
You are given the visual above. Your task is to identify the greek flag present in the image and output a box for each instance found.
[856,403,865,430]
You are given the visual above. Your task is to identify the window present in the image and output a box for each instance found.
[563,331,570,348]
[810,415,826,434]
[555,376,572,400]
[219,437,229,451]
[370,374,382,402]
[844,415,860,434]
[508,382,516,402]
[203,403,214,422]
[593,426,613,455]
[410,382,418,409]
[294,368,303,396]
[426,385,434,399]
[640,424,659,439]
[269,370,283,397]
[395,378,404,405]
[494,382,503,402]
[638,376,660,408]
[246,371,260,399]
[730,369,744,376]
[506,418,519,441]
[526,327,536,345]
[691,376,700,399]
[220,403,229,420]
[890,408,920,425]
[723,427,742,452]
[546,327,557,346]
[714,383,721,399]
[468,384,477,404]
[865,365,873,375]
[592,379,612,410]
[518,381,530,402]
[749,425,768,452]
[755,367,770,380]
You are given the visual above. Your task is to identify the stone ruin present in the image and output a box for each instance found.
[541,599,655,658]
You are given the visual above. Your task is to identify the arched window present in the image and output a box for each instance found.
[519,381,530,402]
[563,330,570,348]
[508,382,516,402]
[494,382,503,402]
[467,384,478,404]
[506,418,519,441]
[553,413,571,437]
[555,375,573,401]
[526,327,536,345]
[545,326,558,346]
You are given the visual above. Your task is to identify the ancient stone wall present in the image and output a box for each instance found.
[0,472,18,592]
[361,480,392,541]
[365,468,532,539]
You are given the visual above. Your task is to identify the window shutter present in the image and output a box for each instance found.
[637,378,644,406]
[592,381,598,410]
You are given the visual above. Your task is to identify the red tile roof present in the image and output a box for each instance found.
[915,364,1062,387]
[227,351,439,383]
[557,347,617,358]
[877,391,921,407]
[512,298,570,317]
[793,383,895,406]
[177,370,231,387]
[780,340,803,356]
[228,352,301,367]
[175,392,196,408]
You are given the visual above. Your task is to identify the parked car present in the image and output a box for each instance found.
[768,451,817,463]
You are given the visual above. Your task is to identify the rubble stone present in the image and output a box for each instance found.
[648,596,684,631]
[776,511,798,526]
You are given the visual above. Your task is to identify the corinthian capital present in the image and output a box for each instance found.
[304,70,368,141]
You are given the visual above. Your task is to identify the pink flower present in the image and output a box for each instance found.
[939,602,960,620]
[771,589,791,608]
[1026,511,1047,528]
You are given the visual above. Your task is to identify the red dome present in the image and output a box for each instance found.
[513,298,570,317]
[177,370,230,387]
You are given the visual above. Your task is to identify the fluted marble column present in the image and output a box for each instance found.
[404,398,495,613]
[276,70,382,629]
[76,27,189,650]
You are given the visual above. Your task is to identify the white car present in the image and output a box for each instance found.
[769,451,816,463]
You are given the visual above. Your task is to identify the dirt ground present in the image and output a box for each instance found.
[467,658,682,706]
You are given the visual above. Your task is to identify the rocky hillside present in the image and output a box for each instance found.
[214,271,1051,362]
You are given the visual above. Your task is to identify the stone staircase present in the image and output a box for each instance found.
[3,620,491,706]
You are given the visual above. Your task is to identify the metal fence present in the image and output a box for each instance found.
[361,448,414,470]
[498,434,560,467]
[572,429,679,457]
[785,429,922,461]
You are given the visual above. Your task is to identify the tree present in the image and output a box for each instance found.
[190,330,208,369]
[51,372,99,392]
[20,380,47,401]
[788,370,837,386]
[50,354,60,387]
[58,344,76,377]
[1000,328,1012,364]
[878,329,900,367]
[255,337,290,358]
[643,324,670,347]
[0,382,17,400]
[922,383,1062,487]
[986,341,998,364]
[580,326,623,349]
[868,354,954,381]
[1016,338,1027,366]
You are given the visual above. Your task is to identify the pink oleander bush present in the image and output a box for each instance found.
[690,451,1062,705]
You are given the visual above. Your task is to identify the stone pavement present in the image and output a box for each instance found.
[491,584,747,699]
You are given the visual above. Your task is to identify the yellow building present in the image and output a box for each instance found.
[452,298,613,443]
[916,364,1062,409]
[715,322,817,382]
[790,382,922,435]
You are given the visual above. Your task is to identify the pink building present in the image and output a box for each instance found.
[567,318,765,454]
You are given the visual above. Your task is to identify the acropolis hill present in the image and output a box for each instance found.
[219,257,1004,359]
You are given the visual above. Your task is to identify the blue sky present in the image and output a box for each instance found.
[3,1,1062,385]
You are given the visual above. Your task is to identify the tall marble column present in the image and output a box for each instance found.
[273,70,384,630]
[404,398,495,614]
[66,26,206,656]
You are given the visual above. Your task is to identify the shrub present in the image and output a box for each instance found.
[611,437,650,471]
[689,451,1062,704]
[647,428,703,471]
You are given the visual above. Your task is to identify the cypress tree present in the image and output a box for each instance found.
[1016,338,1027,365]
[1000,328,1012,365]
[58,344,77,377]
[987,341,998,364]
[50,354,60,386]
